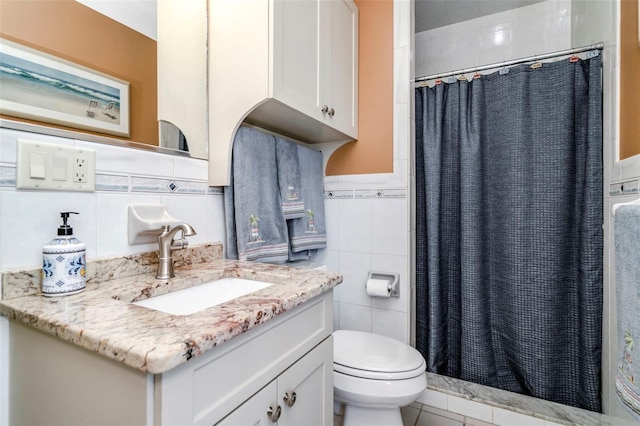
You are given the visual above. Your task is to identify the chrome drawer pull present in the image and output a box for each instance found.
[267,404,281,422]
[283,391,297,407]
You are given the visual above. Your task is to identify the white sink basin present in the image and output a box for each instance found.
[132,278,273,315]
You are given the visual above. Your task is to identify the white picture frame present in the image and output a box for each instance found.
[0,38,130,137]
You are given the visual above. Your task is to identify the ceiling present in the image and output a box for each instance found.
[415,0,546,33]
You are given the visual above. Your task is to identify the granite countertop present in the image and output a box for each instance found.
[0,244,342,374]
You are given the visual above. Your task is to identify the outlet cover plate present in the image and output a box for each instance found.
[16,139,95,191]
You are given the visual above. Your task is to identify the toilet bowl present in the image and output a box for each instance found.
[333,330,427,426]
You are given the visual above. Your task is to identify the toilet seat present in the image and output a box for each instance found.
[333,330,426,380]
[334,361,425,380]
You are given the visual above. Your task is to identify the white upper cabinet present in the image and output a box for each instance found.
[272,0,325,125]
[325,0,359,137]
[273,0,358,137]
[208,0,358,186]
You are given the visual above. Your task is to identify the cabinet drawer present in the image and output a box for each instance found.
[157,291,332,425]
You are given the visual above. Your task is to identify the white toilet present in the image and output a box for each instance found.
[333,330,427,426]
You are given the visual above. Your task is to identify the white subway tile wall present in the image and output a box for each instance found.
[0,128,222,271]
[414,1,572,80]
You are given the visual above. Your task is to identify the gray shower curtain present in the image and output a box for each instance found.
[415,55,603,412]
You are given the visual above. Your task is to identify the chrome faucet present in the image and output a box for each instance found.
[156,223,197,279]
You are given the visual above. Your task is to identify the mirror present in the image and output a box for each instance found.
[79,0,208,160]
[0,0,208,160]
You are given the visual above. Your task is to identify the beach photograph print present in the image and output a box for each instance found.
[0,38,130,137]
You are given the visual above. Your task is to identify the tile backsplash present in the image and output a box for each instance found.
[0,127,226,273]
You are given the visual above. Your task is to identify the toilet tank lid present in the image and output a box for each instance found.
[334,330,426,374]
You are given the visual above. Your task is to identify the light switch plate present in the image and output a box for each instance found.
[16,139,95,191]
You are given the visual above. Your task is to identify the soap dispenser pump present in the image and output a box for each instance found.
[42,212,86,297]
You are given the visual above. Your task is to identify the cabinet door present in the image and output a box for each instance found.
[273,0,325,123]
[217,380,277,426]
[325,0,358,138]
[278,337,333,426]
[215,338,333,426]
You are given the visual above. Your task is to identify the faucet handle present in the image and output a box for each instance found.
[171,237,189,250]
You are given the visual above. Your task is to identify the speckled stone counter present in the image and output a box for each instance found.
[0,243,341,374]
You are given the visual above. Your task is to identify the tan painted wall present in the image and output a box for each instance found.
[326,0,393,176]
[0,0,158,145]
[620,0,640,159]
[1,0,394,160]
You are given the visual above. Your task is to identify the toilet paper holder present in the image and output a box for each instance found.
[366,271,400,298]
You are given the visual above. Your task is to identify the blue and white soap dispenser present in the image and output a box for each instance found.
[42,212,86,297]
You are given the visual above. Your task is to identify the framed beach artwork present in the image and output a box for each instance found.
[0,38,130,137]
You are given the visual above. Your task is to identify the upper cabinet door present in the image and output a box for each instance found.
[273,0,325,124]
[272,0,358,138]
[324,0,358,139]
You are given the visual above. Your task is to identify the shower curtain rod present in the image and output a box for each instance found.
[414,42,604,83]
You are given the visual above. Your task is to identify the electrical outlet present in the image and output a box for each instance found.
[73,157,87,182]
[16,139,96,191]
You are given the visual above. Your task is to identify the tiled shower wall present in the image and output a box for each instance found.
[414,0,573,80]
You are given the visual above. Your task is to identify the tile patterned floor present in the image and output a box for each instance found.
[334,403,494,426]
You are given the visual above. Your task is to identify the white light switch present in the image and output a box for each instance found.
[16,139,95,191]
[29,152,46,179]
[53,154,68,181]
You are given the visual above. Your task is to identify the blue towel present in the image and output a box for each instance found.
[288,144,327,255]
[224,126,289,263]
[613,205,640,420]
[275,137,305,219]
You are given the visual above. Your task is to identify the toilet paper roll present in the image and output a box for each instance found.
[366,278,391,297]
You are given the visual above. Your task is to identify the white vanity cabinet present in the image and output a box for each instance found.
[208,0,358,186]
[157,291,333,425]
[8,291,334,426]
[218,337,332,425]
